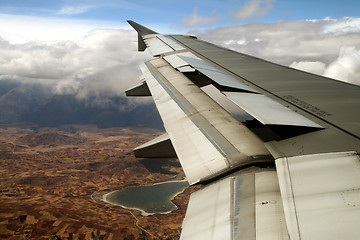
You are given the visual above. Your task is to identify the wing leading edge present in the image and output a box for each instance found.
[126,21,360,239]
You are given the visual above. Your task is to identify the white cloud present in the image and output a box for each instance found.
[1,14,360,112]
[324,46,360,85]
[224,37,248,45]
[0,14,152,108]
[180,6,220,28]
[0,28,151,101]
[193,18,360,84]
[232,0,275,20]
[322,17,360,34]
[290,47,360,86]
[290,61,326,75]
[0,14,127,43]
[58,5,93,15]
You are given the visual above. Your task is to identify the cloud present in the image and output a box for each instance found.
[180,6,220,28]
[1,14,360,116]
[232,0,275,20]
[322,17,360,34]
[290,61,326,75]
[0,14,127,43]
[192,18,360,85]
[290,47,360,86]
[58,5,93,15]
[0,28,151,103]
[324,46,360,85]
[0,14,152,110]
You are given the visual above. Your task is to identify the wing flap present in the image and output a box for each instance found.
[180,168,289,240]
[142,58,271,184]
[255,172,290,240]
[276,151,360,240]
[180,174,232,240]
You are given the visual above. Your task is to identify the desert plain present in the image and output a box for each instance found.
[0,125,196,240]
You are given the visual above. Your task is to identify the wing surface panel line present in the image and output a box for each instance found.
[167,35,360,141]
[145,60,236,167]
[155,35,176,52]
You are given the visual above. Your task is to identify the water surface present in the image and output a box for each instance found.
[105,180,189,214]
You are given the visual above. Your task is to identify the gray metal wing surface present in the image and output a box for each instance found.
[126,21,360,240]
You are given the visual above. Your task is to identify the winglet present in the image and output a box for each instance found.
[127,20,158,52]
[127,20,158,35]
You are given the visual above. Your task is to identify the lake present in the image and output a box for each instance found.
[104,180,189,215]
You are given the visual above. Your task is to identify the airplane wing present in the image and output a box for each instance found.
[126,20,360,240]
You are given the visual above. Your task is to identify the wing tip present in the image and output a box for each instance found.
[126,20,158,36]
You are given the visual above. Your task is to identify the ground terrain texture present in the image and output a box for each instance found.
[0,125,196,240]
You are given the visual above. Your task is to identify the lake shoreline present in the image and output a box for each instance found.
[92,179,188,216]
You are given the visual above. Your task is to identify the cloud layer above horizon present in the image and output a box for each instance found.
[194,17,360,85]
[0,28,151,105]
[0,16,360,108]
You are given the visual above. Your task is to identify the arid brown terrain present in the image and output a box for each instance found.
[0,125,196,240]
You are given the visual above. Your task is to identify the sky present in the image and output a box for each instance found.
[1,0,360,103]
[1,0,360,41]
